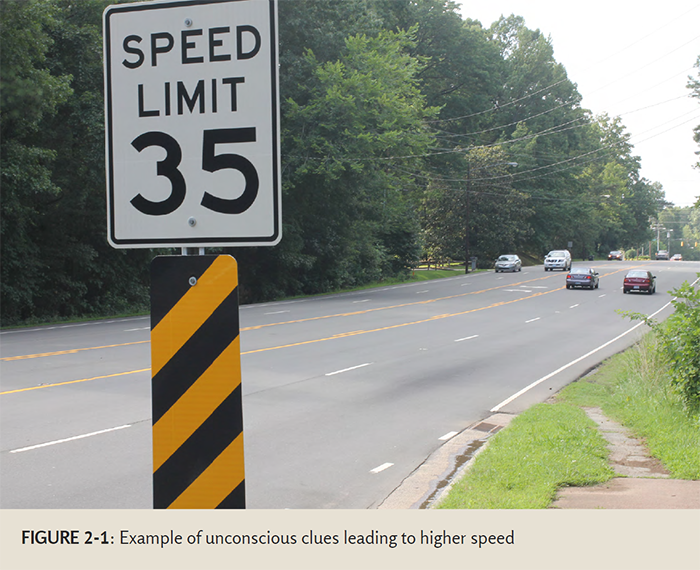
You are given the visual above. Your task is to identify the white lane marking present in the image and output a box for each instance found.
[439,431,458,441]
[569,304,580,309]
[525,317,540,323]
[370,462,394,474]
[325,363,372,376]
[491,299,679,413]
[264,310,290,315]
[504,289,532,293]
[527,286,548,289]
[599,294,606,298]
[417,290,429,294]
[9,425,132,453]
[461,283,472,287]
[124,327,149,332]
[455,335,479,342]
[353,299,370,304]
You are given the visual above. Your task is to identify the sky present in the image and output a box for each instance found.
[457,1,700,207]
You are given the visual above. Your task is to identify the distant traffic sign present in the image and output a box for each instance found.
[103,0,280,248]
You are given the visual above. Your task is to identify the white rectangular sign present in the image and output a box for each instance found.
[103,0,280,248]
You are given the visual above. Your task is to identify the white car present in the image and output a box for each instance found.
[544,250,572,271]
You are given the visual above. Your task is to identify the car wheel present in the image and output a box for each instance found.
[623,288,628,294]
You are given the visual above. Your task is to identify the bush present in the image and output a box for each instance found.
[621,274,700,412]
[625,249,637,259]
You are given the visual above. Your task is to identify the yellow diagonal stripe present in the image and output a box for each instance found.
[152,337,241,471]
[167,433,245,509]
[151,256,237,376]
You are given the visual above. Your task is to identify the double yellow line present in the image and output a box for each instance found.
[2,266,633,395]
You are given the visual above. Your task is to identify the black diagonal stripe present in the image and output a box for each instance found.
[216,480,246,509]
[150,255,218,329]
[151,286,240,424]
[153,385,244,509]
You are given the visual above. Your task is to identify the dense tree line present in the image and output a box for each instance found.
[1,0,678,324]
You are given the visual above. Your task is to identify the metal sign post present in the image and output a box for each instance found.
[103,0,280,509]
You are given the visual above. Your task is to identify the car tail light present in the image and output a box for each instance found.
[586,276,591,279]
[566,274,571,279]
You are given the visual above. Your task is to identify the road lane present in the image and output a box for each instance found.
[1,260,697,508]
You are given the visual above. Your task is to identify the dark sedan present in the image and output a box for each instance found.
[566,267,599,289]
[623,270,656,294]
[608,250,624,261]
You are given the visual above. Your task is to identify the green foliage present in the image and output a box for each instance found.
[437,403,614,509]
[619,276,700,412]
[0,0,676,323]
[559,333,700,479]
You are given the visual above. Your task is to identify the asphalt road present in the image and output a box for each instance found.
[1,259,698,509]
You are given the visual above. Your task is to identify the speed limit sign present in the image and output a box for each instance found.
[103,0,280,248]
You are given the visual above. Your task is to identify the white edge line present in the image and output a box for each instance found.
[10,424,132,453]
[525,317,540,323]
[570,304,580,308]
[439,431,459,441]
[490,300,675,412]
[325,363,372,376]
[370,462,394,474]
[455,335,479,342]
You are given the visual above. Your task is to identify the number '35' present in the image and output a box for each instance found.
[130,128,259,216]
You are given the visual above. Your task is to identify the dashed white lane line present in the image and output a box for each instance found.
[10,424,132,454]
[417,290,429,294]
[455,335,479,342]
[124,327,149,332]
[491,298,681,413]
[370,462,394,474]
[525,317,541,323]
[264,310,290,315]
[599,294,606,298]
[325,363,373,376]
[353,299,370,304]
[570,304,580,309]
[439,431,458,441]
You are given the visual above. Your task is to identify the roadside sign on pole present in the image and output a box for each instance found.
[150,255,245,508]
[103,0,280,248]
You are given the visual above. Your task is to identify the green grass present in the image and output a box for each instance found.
[557,334,700,480]
[436,403,614,509]
[437,331,700,509]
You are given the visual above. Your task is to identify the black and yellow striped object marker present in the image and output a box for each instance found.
[150,255,245,509]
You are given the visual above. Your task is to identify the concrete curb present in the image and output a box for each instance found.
[377,413,514,509]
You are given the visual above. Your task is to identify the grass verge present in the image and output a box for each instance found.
[437,332,700,509]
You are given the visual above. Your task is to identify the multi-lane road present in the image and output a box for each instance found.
[1,259,698,509]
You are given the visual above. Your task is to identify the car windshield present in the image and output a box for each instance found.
[626,271,648,278]
[548,251,566,257]
[610,251,620,255]
[498,255,515,261]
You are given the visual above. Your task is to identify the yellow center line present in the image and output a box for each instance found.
[0,368,150,395]
[1,340,150,362]
[241,287,561,355]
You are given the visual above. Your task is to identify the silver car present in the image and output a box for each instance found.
[495,254,522,272]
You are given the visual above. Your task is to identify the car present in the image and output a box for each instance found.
[608,250,624,261]
[671,253,683,261]
[544,250,572,271]
[566,267,599,289]
[655,250,669,260]
[495,254,522,272]
[623,270,656,294]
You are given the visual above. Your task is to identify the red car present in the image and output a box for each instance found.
[623,270,656,294]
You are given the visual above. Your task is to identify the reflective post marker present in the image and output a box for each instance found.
[150,255,245,508]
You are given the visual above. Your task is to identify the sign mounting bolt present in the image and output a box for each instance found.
[188,276,197,287]
[188,217,197,227]
[184,18,193,27]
